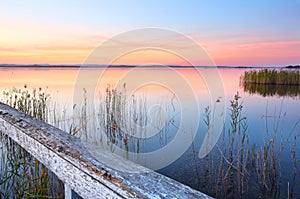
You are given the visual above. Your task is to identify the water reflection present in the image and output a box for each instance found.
[243,83,300,98]
[1,68,300,199]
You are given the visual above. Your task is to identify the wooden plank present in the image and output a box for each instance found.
[0,102,212,199]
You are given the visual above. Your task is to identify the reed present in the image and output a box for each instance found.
[1,85,49,121]
[101,84,151,153]
[198,92,300,198]
[0,85,64,198]
[2,85,299,198]
[241,69,300,85]
[198,92,250,198]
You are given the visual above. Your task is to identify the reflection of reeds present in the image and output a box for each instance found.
[46,83,174,155]
[0,86,64,198]
[243,83,300,97]
[101,84,170,153]
[0,134,63,198]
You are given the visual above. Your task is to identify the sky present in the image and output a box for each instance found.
[0,0,300,66]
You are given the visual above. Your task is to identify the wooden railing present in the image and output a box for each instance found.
[0,102,212,199]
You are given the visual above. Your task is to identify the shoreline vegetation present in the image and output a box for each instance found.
[0,64,299,69]
[241,69,300,97]
[242,69,300,85]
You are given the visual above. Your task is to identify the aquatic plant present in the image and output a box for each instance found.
[1,85,50,121]
[2,84,299,199]
[241,69,300,85]
[0,85,64,198]
[195,92,300,198]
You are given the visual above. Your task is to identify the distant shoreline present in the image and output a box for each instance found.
[0,64,297,69]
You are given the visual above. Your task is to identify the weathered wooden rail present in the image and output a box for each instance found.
[0,102,212,199]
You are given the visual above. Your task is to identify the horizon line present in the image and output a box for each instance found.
[0,64,299,69]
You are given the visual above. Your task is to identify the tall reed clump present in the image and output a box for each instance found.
[199,92,300,198]
[2,85,49,121]
[0,85,64,198]
[242,69,300,85]
[241,69,300,98]
[95,84,173,155]
[102,84,148,153]
[220,92,250,198]
[199,92,250,198]
[252,103,300,198]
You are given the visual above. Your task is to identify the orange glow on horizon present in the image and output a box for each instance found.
[0,24,299,66]
[202,39,300,66]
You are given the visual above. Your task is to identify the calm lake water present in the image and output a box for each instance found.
[1,67,300,198]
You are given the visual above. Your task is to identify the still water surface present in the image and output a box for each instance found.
[1,67,299,198]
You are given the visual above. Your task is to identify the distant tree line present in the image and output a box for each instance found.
[286,65,300,69]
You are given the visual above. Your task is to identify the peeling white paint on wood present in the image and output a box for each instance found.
[65,184,72,199]
[0,102,213,199]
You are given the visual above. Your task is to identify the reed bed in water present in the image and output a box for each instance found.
[194,92,300,198]
[241,69,300,85]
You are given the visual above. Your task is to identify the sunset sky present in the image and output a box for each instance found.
[0,0,299,66]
